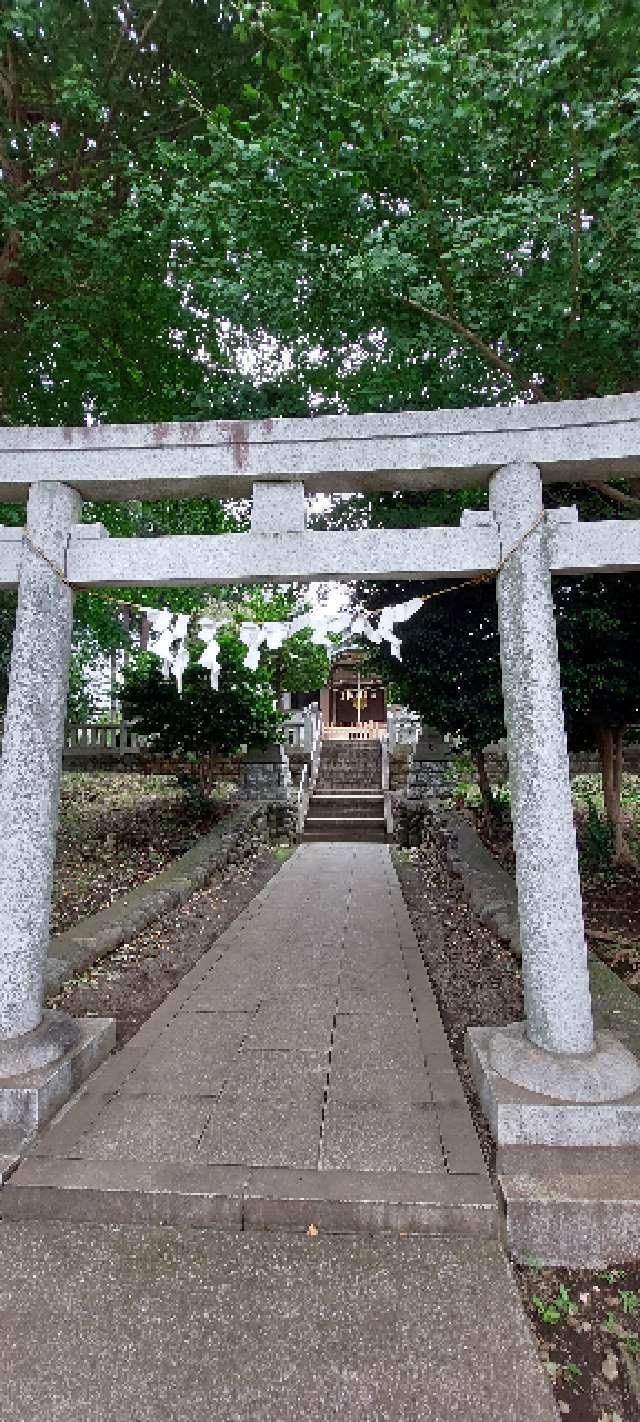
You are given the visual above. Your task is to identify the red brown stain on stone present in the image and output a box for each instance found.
[150,422,170,445]
[179,421,201,443]
[220,420,250,471]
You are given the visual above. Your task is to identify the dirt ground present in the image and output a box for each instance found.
[475,777,640,1003]
[51,772,234,937]
[395,838,640,1422]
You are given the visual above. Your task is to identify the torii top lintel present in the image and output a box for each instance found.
[1,392,639,503]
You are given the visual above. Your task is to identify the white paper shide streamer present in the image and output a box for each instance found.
[148,610,191,693]
[146,598,421,694]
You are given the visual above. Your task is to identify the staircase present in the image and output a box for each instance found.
[303,741,387,843]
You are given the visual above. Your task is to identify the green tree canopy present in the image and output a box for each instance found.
[3,0,640,748]
[4,0,640,441]
[367,563,640,860]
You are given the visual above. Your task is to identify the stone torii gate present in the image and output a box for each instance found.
[2,393,640,1144]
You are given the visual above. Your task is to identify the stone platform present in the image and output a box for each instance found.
[1,844,496,1236]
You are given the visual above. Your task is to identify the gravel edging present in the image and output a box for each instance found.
[46,803,281,993]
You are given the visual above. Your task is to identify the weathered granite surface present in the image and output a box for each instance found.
[241,745,293,803]
[490,461,594,1057]
[0,483,81,1040]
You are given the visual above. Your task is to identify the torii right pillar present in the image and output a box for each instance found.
[466,462,640,1145]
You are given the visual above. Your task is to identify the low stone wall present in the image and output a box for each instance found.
[45,800,296,994]
[61,750,244,780]
[484,744,640,781]
[443,813,521,955]
[389,747,412,791]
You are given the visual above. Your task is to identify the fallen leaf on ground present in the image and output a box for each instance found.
[602,1351,619,1382]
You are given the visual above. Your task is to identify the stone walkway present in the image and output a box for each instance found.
[0,844,558,1420]
[2,844,495,1231]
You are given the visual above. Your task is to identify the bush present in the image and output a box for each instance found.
[579,798,615,876]
[121,630,281,759]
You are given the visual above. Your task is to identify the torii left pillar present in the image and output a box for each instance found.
[0,482,114,1135]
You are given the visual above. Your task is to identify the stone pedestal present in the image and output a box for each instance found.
[466,1024,640,1146]
[406,728,457,811]
[0,1013,116,1133]
[240,743,293,803]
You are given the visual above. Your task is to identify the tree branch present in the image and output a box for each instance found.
[589,481,640,510]
[568,125,582,332]
[390,290,520,383]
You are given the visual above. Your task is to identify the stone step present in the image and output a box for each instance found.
[316,741,382,795]
[303,819,387,842]
[315,784,382,794]
[308,796,384,819]
[498,1144,640,1267]
[0,1157,498,1238]
[319,743,381,756]
[316,778,383,791]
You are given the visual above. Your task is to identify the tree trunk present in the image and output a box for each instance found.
[272,651,285,710]
[109,646,118,717]
[595,723,638,868]
[474,748,497,819]
[122,603,131,669]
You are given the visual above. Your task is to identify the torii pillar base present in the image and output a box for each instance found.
[466,1023,640,1147]
[0,1011,115,1139]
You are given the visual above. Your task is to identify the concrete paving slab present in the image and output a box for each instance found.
[199,1095,322,1169]
[222,1049,328,1098]
[120,1012,251,1096]
[333,1009,423,1053]
[0,1222,558,1421]
[338,984,413,1015]
[329,1056,432,1105]
[243,1005,333,1053]
[436,1102,488,1176]
[69,1094,213,1163]
[321,1101,444,1172]
[188,976,266,1013]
